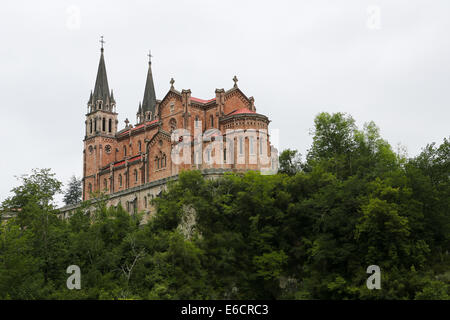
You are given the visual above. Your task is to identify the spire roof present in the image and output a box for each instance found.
[137,101,142,114]
[141,58,157,116]
[91,47,111,104]
[88,90,93,104]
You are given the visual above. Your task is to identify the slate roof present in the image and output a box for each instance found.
[89,48,114,104]
[141,61,157,115]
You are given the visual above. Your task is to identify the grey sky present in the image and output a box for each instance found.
[0,0,449,205]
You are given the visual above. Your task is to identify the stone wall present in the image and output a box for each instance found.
[59,168,234,223]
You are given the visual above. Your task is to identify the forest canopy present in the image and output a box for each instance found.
[0,112,448,299]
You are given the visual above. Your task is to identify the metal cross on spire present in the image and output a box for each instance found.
[100,36,105,50]
[148,50,153,63]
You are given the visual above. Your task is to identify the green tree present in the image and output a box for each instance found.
[63,175,82,206]
[278,149,302,175]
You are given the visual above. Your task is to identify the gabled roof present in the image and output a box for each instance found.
[224,86,251,103]
[158,87,182,107]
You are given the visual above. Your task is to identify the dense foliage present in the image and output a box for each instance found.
[63,176,82,206]
[0,112,448,299]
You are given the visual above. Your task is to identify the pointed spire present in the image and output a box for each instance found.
[88,90,93,104]
[136,102,143,124]
[110,89,115,102]
[92,37,111,105]
[141,52,157,116]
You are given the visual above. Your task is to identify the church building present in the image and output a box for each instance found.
[63,41,276,219]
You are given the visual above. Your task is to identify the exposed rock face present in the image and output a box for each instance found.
[177,204,198,240]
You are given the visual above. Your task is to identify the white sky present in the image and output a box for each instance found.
[0,0,449,205]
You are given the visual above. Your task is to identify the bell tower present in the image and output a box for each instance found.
[85,37,118,138]
[83,37,118,200]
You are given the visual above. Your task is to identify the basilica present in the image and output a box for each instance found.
[61,42,276,219]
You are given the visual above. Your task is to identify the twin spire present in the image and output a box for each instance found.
[89,45,114,106]
[88,37,156,122]
[139,51,157,121]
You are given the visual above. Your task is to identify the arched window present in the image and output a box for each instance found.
[169,118,177,132]
[102,118,105,131]
[155,157,159,170]
[210,115,214,127]
[89,119,92,133]
[138,141,142,153]
[94,118,97,132]
[103,178,108,191]
[134,169,138,182]
[123,146,127,157]
[249,136,254,155]
[195,116,200,128]
[119,174,122,187]
[88,183,92,194]
[108,119,112,133]
[162,154,167,168]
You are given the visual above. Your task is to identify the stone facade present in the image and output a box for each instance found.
[60,46,276,218]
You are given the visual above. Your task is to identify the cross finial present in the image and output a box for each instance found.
[233,75,238,88]
[100,36,105,51]
[124,118,130,127]
[147,50,153,64]
[170,78,175,89]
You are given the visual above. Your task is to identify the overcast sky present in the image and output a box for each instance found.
[0,0,449,205]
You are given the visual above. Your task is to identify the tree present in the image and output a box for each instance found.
[0,168,68,297]
[278,149,302,175]
[2,168,62,211]
[63,175,82,206]
[0,223,44,299]
[308,112,356,161]
[307,112,357,178]
[0,115,448,300]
